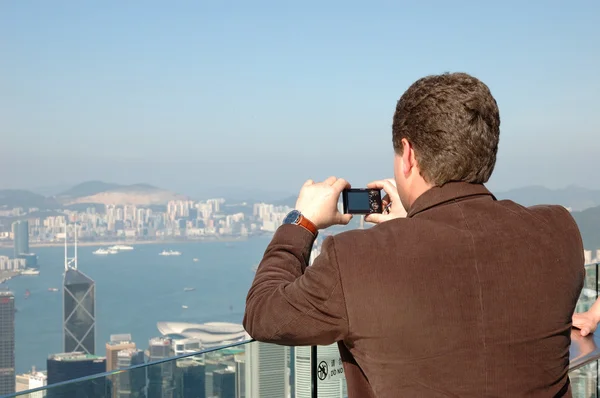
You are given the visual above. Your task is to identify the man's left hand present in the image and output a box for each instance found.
[295,176,353,230]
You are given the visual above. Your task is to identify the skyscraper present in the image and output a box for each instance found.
[175,357,206,398]
[63,226,96,355]
[0,290,15,395]
[63,268,96,355]
[47,352,106,397]
[213,368,235,398]
[245,342,289,398]
[147,337,175,398]
[12,220,29,258]
[116,349,146,398]
[106,334,136,372]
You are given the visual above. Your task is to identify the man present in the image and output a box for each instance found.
[244,72,584,397]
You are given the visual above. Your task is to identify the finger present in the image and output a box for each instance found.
[337,213,353,225]
[324,176,337,185]
[382,194,391,207]
[302,179,314,187]
[581,328,591,337]
[332,178,351,193]
[364,213,388,224]
[367,180,400,202]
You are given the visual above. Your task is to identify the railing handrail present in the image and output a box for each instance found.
[1,338,255,398]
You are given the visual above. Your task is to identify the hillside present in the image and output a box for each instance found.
[571,206,600,251]
[58,181,156,198]
[496,185,600,211]
[57,181,186,206]
[0,189,61,210]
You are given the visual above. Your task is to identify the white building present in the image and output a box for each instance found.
[245,342,289,398]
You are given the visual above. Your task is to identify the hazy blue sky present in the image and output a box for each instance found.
[1,0,599,198]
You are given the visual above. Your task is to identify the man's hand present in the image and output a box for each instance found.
[295,176,353,230]
[364,178,407,224]
[573,311,600,337]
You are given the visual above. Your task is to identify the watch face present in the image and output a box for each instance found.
[283,210,301,225]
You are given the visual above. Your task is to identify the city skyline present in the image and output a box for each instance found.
[1,2,600,194]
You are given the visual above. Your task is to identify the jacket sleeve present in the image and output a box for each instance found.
[243,224,349,346]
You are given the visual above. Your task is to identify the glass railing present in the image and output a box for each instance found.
[7,264,600,398]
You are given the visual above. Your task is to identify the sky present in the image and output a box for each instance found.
[1,0,599,198]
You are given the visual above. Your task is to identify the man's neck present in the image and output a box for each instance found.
[407,180,434,210]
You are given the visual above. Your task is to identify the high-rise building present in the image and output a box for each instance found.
[106,334,136,371]
[116,348,146,398]
[63,227,96,355]
[235,354,245,398]
[47,352,106,397]
[213,368,235,398]
[245,342,289,398]
[147,337,175,398]
[12,220,29,258]
[63,268,96,355]
[15,366,47,398]
[0,290,15,395]
[175,357,206,398]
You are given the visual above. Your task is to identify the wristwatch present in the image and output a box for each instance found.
[283,210,318,236]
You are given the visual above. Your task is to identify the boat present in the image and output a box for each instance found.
[159,250,182,256]
[108,245,134,251]
[93,248,110,255]
[25,289,30,299]
[193,258,199,262]
[21,269,40,276]
[181,305,188,309]
[48,288,59,292]
[183,287,195,292]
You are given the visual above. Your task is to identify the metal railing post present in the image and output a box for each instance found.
[311,345,318,397]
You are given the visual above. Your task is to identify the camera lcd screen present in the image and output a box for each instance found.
[346,191,372,212]
[342,189,382,214]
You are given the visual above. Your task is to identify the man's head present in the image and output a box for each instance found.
[392,72,500,210]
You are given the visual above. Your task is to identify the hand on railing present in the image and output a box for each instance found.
[573,311,600,336]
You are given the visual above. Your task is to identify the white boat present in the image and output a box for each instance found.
[193,258,199,262]
[182,305,188,309]
[108,245,134,251]
[93,249,110,255]
[159,250,182,256]
[21,269,40,276]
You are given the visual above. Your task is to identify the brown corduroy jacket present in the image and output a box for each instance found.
[244,182,585,397]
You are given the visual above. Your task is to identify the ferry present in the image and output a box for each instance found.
[159,250,182,256]
[108,245,134,251]
[94,248,118,255]
[21,269,40,276]
[183,287,195,292]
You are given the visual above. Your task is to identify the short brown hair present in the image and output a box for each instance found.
[392,72,500,186]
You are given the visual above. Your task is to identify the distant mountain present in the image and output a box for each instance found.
[0,189,61,210]
[58,181,129,198]
[56,181,186,206]
[571,206,600,251]
[495,185,600,211]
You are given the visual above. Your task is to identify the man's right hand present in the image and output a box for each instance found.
[364,179,407,224]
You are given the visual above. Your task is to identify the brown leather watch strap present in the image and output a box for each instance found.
[298,214,318,236]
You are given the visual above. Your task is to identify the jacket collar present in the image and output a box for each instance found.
[407,182,496,218]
